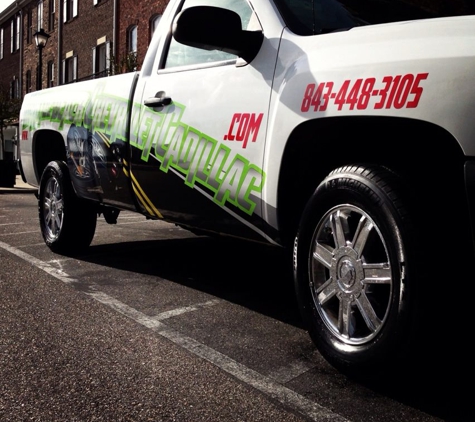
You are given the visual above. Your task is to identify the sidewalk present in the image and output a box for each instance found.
[0,174,37,194]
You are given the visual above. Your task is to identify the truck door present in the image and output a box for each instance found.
[129,0,279,241]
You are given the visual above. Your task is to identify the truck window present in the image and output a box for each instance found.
[164,0,257,69]
[272,0,474,36]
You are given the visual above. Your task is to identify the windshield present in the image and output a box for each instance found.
[272,0,475,35]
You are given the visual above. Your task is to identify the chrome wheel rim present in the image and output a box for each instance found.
[309,205,392,345]
[43,176,64,240]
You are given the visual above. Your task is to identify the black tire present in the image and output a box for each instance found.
[294,164,417,380]
[39,160,97,253]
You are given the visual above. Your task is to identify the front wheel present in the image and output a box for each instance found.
[39,160,97,253]
[294,164,417,379]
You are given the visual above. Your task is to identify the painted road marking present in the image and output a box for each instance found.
[153,299,222,321]
[0,240,350,422]
[0,231,41,235]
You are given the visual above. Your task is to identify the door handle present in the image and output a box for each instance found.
[144,91,172,108]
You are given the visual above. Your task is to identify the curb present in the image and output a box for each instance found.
[0,186,38,194]
[0,175,38,194]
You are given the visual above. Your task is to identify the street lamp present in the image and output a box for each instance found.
[34,28,50,90]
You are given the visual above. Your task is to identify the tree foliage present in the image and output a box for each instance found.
[110,52,141,75]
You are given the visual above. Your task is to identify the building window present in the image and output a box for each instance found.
[92,41,110,78]
[125,25,138,71]
[0,28,3,60]
[49,0,55,31]
[27,9,33,43]
[26,70,32,93]
[38,0,44,30]
[10,77,19,99]
[47,61,55,87]
[127,25,137,54]
[63,0,78,22]
[63,55,77,83]
[149,15,161,43]
[16,15,20,50]
[11,15,20,52]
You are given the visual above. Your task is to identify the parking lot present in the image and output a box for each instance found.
[0,187,470,421]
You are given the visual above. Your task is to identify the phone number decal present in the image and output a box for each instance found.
[301,73,429,113]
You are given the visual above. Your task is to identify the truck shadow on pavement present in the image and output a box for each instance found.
[78,234,301,327]
[71,234,471,422]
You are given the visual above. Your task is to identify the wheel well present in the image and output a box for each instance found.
[277,116,466,246]
[33,130,67,182]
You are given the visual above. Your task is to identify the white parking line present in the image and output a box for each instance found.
[0,240,77,284]
[153,299,222,321]
[0,240,350,422]
[96,221,150,226]
[12,242,48,248]
[0,231,41,235]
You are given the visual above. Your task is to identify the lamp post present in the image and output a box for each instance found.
[34,28,50,90]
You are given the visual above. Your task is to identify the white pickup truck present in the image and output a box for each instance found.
[19,0,475,380]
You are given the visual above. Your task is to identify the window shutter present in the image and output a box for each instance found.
[16,15,20,49]
[92,46,96,77]
[73,56,77,81]
[105,41,110,74]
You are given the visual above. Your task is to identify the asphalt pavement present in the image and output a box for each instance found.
[1,176,472,421]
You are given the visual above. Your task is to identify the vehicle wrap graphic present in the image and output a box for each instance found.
[301,73,429,112]
[223,113,264,148]
[131,103,265,216]
[21,91,266,217]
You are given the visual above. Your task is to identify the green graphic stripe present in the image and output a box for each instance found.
[21,91,265,216]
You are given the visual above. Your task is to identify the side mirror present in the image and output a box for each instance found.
[172,6,263,63]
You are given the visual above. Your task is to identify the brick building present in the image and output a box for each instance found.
[22,0,58,93]
[116,0,168,71]
[60,0,115,84]
[0,1,22,99]
[1,0,474,103]
[0,0,167,101]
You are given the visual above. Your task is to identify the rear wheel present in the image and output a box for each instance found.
[294,164,417,379]
[39,160,97,253]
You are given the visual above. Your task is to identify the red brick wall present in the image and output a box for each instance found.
[22,1,59,94]
[117,0,168,70]
[0,13,21,96]
[62,0,114,81]
[17,0,169,96]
